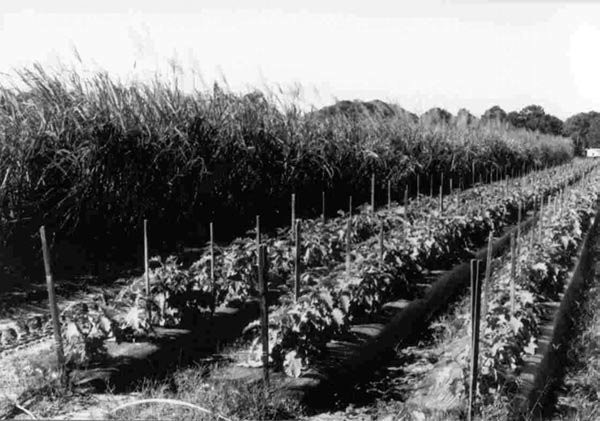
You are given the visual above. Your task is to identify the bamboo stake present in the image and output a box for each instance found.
[40,226,67,387]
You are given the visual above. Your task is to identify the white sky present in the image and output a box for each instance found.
[1,0,600,118]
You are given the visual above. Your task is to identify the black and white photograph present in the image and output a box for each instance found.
[1,1,600,419]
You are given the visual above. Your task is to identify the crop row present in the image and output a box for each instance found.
[250,161,599,375]
[54,160,598,367]
[477,168,600,405]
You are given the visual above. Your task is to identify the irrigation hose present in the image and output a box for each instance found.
[109,398,234,421]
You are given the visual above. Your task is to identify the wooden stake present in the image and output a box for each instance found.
[321,191,326,223]
[429,175,434,197]
[387,179,391,210]
[403,186,408,206]
[291,193,296,235]
[517,201,522,255]
[346,214,352,278]
[294,219,301,302]
[439,184,444,214]
[257,244,269,386]
[482,232,493,317]
[144,219,150,322]
[472,161,475,186]
[449,177,453,195]
[379,218,384,265]
[416,174,421,205]
[371,173,376,213]
[40,226,67,387]
[468,259,482,421]
[210,222,215,313]
[349,195,353,220]
[510,233,517,317]
[256,215,261,289]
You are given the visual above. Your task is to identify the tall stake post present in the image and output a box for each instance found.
[256,215,260,289]
[472,161,475,186]
[510,233,517,317]
[40,226,67,387]
[371,173,375,213]
[439,184,444,214]
[429,175,433,197]
[294,219,301,302]
[346,214,352,278]
[257,244,269,386]
[379,218,384,265]
[321,191,326,223]
[416,174,421,205]
[349,195,353,220]
[482,232,493,317]
[387,179,391,209]
[210,222,215,313]
[403,186,408,207]
[468,259,483,421]
[291,193,296,236]
[144,219,151,322]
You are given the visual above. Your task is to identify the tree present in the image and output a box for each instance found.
[481,106,507,123]
[420,107,453,127]
[506,105,563,136]
[564,111,600,155]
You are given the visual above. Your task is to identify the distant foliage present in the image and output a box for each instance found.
[481,106,508,124]
[563,111,600,155]
[506,105,564,136]
[419,107,453,126]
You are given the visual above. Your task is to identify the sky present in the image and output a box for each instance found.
[1,0,600,119]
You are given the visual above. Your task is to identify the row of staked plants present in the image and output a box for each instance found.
[55,159,598,369]
[0,65,575,255]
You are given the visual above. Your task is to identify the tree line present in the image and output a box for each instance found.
[480,105,600,156]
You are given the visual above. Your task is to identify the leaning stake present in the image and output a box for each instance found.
[40,226,67,387]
